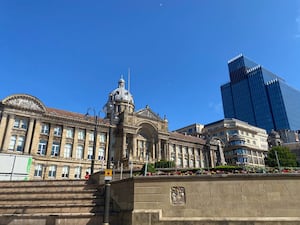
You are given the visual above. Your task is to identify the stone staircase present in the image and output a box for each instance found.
[0,180,110,225]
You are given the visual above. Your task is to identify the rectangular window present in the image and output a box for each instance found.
[88,146,93,160]
[38,140,47,155]
[89,132,94,141]
[78,129,85,140]
[41,124,49,134]
[64,143,72,158]
[62,166,69,178]
[74,166,82,179]
[66,128,74,138]
[48,165,57,178]
[8,135,17,150]
[13,119,20,128]
[98,147,105,160]
[34,164,43,177]
[76,145,84,159]
[99,133,106,143]
[53,126,62,136]
[20,119,28,129]
[16,136,25,152]
[14,118,28,129]
[51,142,60,156]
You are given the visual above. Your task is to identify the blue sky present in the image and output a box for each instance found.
[1,0,300,131]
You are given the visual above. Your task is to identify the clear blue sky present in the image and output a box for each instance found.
[1,0,300,131]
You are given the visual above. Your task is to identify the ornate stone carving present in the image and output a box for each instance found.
[7,98,42,111]
[3,95,46,112]
[170,186,186,205]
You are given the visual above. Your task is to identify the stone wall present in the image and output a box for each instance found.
[109,174,300,225]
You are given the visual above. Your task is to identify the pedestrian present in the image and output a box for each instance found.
[84,171,90,180]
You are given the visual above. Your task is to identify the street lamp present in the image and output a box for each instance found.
[103,97,118,225]
[85,108,100,175]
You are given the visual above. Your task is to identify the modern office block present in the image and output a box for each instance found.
[221,54,300,133]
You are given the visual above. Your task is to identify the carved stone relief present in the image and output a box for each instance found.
[4,95,45,112]
[170,186,186,205]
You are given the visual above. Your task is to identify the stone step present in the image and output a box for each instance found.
[0,191,102,200]
[0,187,101,194]
[0,213,118,225]
[0,196,105,206]
[0,180,88,187]
[1,185,100,193]
[0,203,105,214]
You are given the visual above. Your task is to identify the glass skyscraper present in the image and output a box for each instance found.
[221,54,300,133]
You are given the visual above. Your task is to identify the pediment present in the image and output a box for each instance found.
[2,94,46,112]
[136,106,161,120]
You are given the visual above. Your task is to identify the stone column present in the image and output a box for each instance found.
[122,133,127,159]
[152,139,155,161]
[0,112,8,150]
[82,130,90,159]
[31,120,41,155]
[199,149,204,168]
[158,140,161,160]
[181,146,185,168]
[24,118,35,154]
[175,144,179,168]
[132,135,137,160]
[2,114,15,151]
[60,126,67,158]
[46,125,54,157]
[210,149,215,168]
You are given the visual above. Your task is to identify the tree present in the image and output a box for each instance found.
[141,163,156,175]
[154,160,175,168]
[265,146,297,167]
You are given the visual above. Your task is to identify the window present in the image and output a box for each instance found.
[89,132,94,141]
[78,129,85,140]
[64,144,72,158]
[88,146,93,160]
[53,126,62,136]
[76,145,84,159]
[34,164,43,177]
[41,124,49,134]
[66,128,74,138]
[13,119,20,128]
[16,136,25,152]
[99,133,106,143]
[8,135,17,150]
[48,165,57,178]
[38,140,47,155]
[51,142,60,156]
[74,166,82,179]
[14,118,28,129]
[98,147,105,160]
[62,166,69,178]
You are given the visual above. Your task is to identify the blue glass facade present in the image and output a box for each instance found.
[221,55,300,133]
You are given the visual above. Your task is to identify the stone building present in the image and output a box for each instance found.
[0,78,219,180]
[267,129,300,164]
[176,119,269,168]
[203,118,268,168]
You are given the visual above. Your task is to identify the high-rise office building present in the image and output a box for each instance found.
[221,54,300,133]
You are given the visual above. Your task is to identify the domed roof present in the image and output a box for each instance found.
[109,77,134,104]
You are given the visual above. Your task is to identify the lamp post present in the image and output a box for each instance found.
[103,98,117,225]
[85,108,100,175]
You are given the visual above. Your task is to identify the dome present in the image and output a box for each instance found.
[109,77,134,104]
